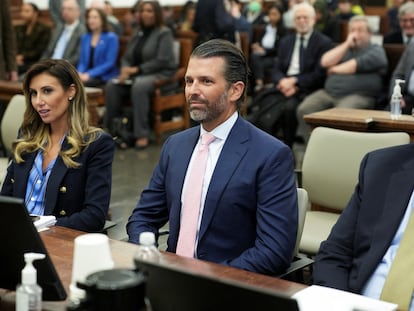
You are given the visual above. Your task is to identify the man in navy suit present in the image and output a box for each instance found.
[313,143,414,308]
[249,2,332,148]
[127,39,298,276]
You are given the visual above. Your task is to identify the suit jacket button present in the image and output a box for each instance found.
[59,210,66,216]
[59,186,67,193]
[11,178,14,184]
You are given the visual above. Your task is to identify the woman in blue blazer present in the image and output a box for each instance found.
[77,7,119,87]
[1,59,115,233]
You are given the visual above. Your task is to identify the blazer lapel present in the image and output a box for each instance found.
[359,159,414,283]
[198,117,250,240]
[43,140,70,215]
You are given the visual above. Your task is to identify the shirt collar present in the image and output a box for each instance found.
[200,111,238,142]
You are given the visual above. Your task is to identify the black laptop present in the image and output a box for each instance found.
[134,257,300,311]
[0,195,67,301]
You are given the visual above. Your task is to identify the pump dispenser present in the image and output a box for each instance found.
[16,252,46,311]
[390,79,405,120]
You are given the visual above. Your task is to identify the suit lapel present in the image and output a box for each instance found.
[198,117,250,240]
[44,140,70,215]
[360,158,414,283]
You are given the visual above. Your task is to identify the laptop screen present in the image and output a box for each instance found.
[134,257,300,311]
[0,195,67,301]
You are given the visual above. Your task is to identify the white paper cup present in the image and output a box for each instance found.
[70,233,114,301]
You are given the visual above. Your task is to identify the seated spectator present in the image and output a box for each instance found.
[15,3,51,77]
[313,142,414,310]
[296,15,388,143]
[335,0,355,21]
[49,0,86,25]
[103,0,177,150]
[314,0,341,42]
[284,0,307,30]
[384,1,414,45]
[42,0,86,66]
[386,0,404,33]
[250,3,287,93]
[243,0,267,26]
[77,8,119,87]
[247,2,332,148]
[89,0,124,35]
[104,0,124,35]
[389,41,414,114]
[230,0,253,43]
[1,59,114,233]
[177,0,196,31]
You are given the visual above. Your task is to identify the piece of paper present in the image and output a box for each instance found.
[292,285,398,311]
[33,215,57,231]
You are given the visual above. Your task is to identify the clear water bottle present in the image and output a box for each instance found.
[134,232,161,262]
[390,79,404,120]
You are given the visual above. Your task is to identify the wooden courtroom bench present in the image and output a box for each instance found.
[0,80,104,126]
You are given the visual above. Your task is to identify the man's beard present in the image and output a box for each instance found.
[188,91,228,123]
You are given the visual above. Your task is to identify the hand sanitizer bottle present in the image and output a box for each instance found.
[16,252,46,311]
[390,79,405,120]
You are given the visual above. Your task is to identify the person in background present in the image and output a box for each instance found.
[15,2,51,77]
[77,8,119,87]
[177,0,196,31]
[103,1,177,150]
[89,0,124,36]
[387,0,405,33]
[388,40,414,114]
[192,0,236,45]
[384,1,414,44]
[126,39,298,276]
[230,0,253,44]
[244,0,267,26]
[1,59,114,233]
[42,0,86,66]
[104,0,124,35]
[49,0,86,25]
[250,3,287,93]
[0,0,18,82]
[314,0,341,43]
[296,15,387,143]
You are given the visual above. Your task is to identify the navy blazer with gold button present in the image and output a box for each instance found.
[1,132,114,232]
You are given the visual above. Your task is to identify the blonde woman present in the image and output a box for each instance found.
[1,59,114,232]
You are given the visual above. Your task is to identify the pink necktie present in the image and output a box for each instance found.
[176,133,216,257]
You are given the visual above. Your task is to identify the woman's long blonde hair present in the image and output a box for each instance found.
[15,59,102,168]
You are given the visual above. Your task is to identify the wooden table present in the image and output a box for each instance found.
[0,80,104,126]
[0,226,306,310]
[304,108,414,141]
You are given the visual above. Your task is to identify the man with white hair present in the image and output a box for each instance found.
[296,15,388,142]
[384,1,414,44]
[247,2,332,148]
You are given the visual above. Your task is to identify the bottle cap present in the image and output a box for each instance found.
[139,232,155,246]
[22,252,46,285]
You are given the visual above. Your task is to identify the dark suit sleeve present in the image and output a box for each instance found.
[313,154,369,290]
[296,34,333,91]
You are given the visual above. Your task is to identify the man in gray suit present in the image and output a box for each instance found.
[42,0,86,66]
[390,41,414,115]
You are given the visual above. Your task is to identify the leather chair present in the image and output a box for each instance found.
[297,127,410,257]
[0,94,26,186]
[151,37,192,144]
[279,187,314,283]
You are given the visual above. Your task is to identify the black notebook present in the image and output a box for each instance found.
[0,195,67,301]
